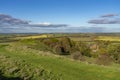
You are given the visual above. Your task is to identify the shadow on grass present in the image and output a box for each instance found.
[0,71,22,80]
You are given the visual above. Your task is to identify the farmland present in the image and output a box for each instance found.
[95,36,120,41]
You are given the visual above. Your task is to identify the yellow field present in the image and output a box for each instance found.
[14,34,48,39]
[95,36,120,41]
[70,37,92,41]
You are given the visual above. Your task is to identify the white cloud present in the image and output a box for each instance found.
[30,22,52,26]
[38,22,52,26]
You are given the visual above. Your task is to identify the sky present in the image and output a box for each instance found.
[0,0,120,33]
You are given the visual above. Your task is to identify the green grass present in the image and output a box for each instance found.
[0,43,120,80]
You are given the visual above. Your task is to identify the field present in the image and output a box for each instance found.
[95,36,120,41]
[0,33,120,80]
[14,34,49,40]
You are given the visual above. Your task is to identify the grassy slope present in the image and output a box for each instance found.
[0,43,120,80]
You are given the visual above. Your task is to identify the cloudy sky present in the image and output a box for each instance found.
[0,0,120,33]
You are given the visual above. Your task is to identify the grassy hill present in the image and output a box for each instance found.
[0,42,120,80]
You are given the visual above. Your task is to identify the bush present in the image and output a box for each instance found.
[76,42,91,57]
[41,37,74,55]
[107,44,120,63]
[96,54,112,66]
[72,51,85,61]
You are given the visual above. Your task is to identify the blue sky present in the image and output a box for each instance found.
[0,0,120,33]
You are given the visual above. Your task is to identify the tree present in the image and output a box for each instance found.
[107,44,120,63]
[76,42,91,57]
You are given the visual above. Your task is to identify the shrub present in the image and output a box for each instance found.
[42,38,58,46]
[107,44,120,63]
[54,44,67,55]
[72,51,85,61]
[41,37,74,55]
[76,42,91,57]
[96,54,112,66]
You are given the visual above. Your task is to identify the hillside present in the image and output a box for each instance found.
[0,34,120,80]
[0,42,120,80]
